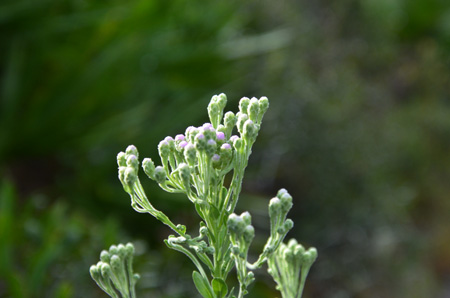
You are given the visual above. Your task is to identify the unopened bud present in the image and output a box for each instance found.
[117,151,127,167]
[237,113,249,134]
[206,139,217,156]
[126,155,139,170]
[154,166,167,184]
[269,197,281,218]
[101,262,112,278]
[110,255,121,271]
[100,250,110,263]
[184,143,196,166]
[125,243,135,256]
[124,167,137,189]
[241,211,252,226]
[142,158,156,179]
[195,133,206,151]
[178,163,190,188]
[243,119,257,143]
[248,97,259,122]
[224,111,236,138]
[258,97,269,122]
[126,145,139,159]
[239,97,250,114]
[158,140,170,160]
[243,225,255,243]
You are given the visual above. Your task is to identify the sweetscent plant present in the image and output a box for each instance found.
[90,94,317,298]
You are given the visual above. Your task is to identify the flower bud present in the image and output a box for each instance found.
[110,255,121,271]
[233,137,243,151]
[126,145,139,159]
[269,197,281,219]
[194,133,206,151]
[280,192,293,214]
[154,166,167,184]
[186,126,199,143]
[216,132,225,143]
[126,154,139,171]
[178,163,190,188]
[208,96,222,128]
[178,141,188,151]
[175,134,185,142]
[184,143,197,166]
[243,225,255,243]
[248,97,259,122]
[237,113,249,134]
[109,245,118,255]
[117,244,127,259]
[206,139,217,157]
[124,167,137,189]
[217,93,227,110]
[125,242,135,256]
[241,211,252,226]
[142,158,156,179]
[100,250,110,263]
[258,96,269,122]
[224,111,237,138]
[227,213,245,234]
[242,119,257,143]
[239,97,250,114]
[212,154,221,168]
[117,151,127,167]
[302,247,318,266]
[90,265,101,280]
[277,188,288,198]
[101,262,112,278]
[158,140,170,160]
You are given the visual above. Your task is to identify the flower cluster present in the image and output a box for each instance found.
[92,93,317,298]
[268,239,318,298]
[90,243,139,298]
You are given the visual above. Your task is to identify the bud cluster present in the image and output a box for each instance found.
[117,94,270,209]
[268,239,318,298]
[105,93,317,298]
[227,212,256,294]
[90,243,139,298]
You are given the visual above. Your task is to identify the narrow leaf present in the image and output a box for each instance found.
[192,271,214,298]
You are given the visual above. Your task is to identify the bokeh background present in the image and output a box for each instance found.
[1,0,450,297]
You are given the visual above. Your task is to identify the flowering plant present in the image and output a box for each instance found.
[90,94,317,298]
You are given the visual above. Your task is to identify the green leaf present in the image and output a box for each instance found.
[192,271,214,298]
[212,278,228,298]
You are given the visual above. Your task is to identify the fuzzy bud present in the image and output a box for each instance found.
[125,243,135,256]
[178,163,191,188]
[126,154,139,171]
[248,97,260,122]
[269,197,281,219]
[243,225,255,243]
[183,143,196,166]
[242,119,257,144]
[142,158,156,179]
[124,167,137,189]
[237,113,249,134]
[158,140,170,160]
[206,139,217,157]
[154,166,167,184]
[195,133,206,151]
[117,151,127,167]
[239,97,250,114]
[224,111,237,138]
[100,250,110,263]
[126,145,139,159]
[258,97,269,122]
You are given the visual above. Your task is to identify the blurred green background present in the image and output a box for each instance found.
[1,0,450,297]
